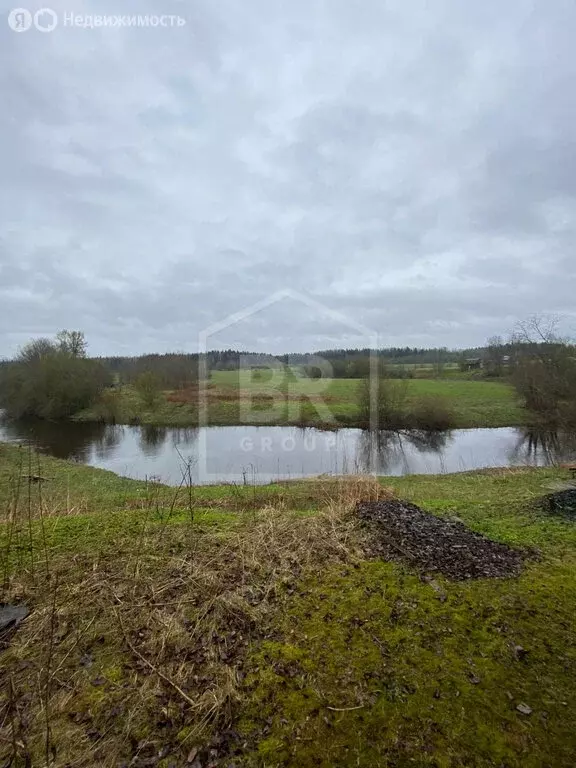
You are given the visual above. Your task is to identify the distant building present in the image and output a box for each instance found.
[464,357,483,370]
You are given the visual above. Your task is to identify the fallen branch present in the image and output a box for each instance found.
[112,604,198,710]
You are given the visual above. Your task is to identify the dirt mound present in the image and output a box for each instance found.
[538,488,576,519]
[357,499,525,580]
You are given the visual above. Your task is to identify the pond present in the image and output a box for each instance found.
[1,419,575,485]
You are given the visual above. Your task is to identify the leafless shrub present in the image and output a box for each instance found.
[509,315,576,428]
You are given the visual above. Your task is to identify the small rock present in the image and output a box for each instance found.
[516,703,532,715]
[514,645,528,660]
[79,652,94,668]
[0,604,29,632]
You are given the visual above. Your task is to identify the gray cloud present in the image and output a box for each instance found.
[1,0,575,356]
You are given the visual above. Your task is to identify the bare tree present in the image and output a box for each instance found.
[512,314,564,346]
[485,335,505,376]
[56,330,87,358]
[18,338,56,364]
[509,315,576,426]
[433,347,446,378]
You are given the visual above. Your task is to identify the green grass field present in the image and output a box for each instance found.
[76,370,526,429]
[1,442,575,766]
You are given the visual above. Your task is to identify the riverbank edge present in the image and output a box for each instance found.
[70,377,528,430]
[71,410,528,430]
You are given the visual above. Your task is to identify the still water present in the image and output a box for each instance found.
[1,419,575,485]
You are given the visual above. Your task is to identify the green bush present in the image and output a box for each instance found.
[96,388,125,424]
[358,377,409,430]
[408,395,456,431]
[134,371,162,410]
[0,336,110,420]
[358,378,456,431]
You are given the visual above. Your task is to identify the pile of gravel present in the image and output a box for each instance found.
[357,499,525,580]
[538,488,576,519]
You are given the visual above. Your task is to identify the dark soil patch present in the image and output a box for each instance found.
[537,488,576,519]
[357,499,525,580]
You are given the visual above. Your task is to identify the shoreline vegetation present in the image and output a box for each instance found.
[1,442,575,766]
[73,374,527,430]
[2,326,574,433]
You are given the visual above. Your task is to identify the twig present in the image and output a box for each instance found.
[326,704,365,712]
[113,605,198,710]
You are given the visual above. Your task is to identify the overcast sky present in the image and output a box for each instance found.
[1,0,575,356]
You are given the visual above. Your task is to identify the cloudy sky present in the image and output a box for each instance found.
[1,0,575,356]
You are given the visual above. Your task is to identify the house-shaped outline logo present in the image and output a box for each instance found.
[197,288,380,482]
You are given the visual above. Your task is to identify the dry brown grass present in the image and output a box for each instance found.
[189,475,391,515]
[165,385,339,406]
[0,476,385,766]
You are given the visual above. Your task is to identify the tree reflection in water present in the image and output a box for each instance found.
[170,427,199,448]
[93,425,124,461]
[358,429,451,475]
[139,425,168,456]
[510,429,576,466]
[0,417,115,463]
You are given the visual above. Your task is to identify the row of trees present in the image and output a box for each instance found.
[101,353,199,390]
[1,318,574,429]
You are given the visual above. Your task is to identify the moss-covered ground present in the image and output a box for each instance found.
[241,468,576,767]
[1,443,574,766]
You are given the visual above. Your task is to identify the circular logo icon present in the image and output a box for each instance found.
[8,8,32,31]
[34,7,57,32]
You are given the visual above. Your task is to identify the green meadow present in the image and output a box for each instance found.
[76,369,526,429]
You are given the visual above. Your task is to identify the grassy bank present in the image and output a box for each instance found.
[1,442,575,766]
[75,372,526,429]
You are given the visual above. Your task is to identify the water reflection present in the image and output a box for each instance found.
[93,425,124,461]
[0,417,111,462]
[1,419,575,485]
[359,429,451,475]
[170,427,199,448]
[510,429,576,465]
[139,425,168,456]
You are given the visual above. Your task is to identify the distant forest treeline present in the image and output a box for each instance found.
[3,339,569,392]
[0,345,492,389]
[99,347,472,380]
[90,346,484,387]
[2,321,575,428]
